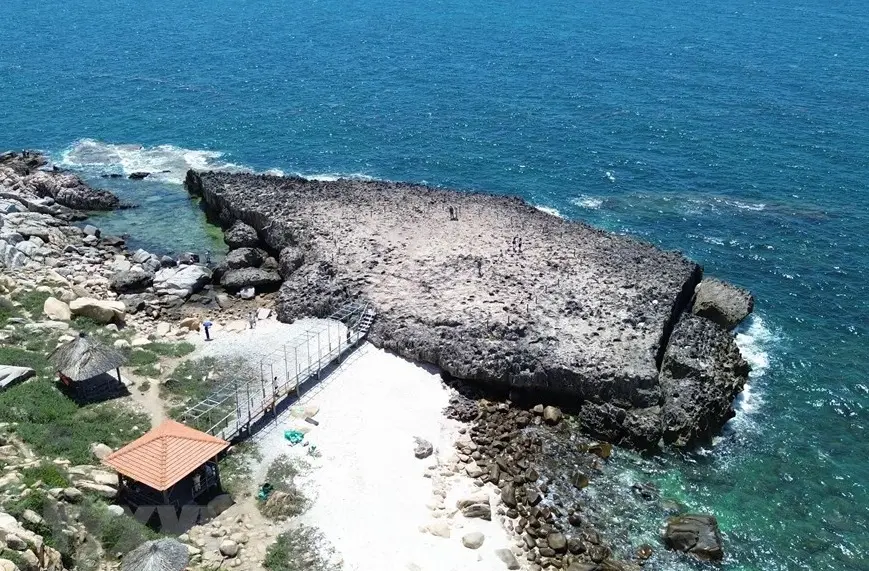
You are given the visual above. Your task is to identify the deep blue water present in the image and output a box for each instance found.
[2,0,868,568]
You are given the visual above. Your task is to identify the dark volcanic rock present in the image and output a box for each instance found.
[663,514,724,561]
[278,245,305,278]
[186,170,751,447]
[214,247,264,279]
[224,220,260,249]
[109,270,154,293]
[692,278,754,329]
[659,314,749,447]
[220,267,282,290]
[128,171,150,180]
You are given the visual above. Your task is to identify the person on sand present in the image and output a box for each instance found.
[202,320,213,341]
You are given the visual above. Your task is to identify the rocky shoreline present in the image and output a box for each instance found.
[186,170,753,450]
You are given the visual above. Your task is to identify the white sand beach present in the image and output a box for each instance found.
[183,315,521,571]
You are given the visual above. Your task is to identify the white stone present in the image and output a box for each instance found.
[43,297,71,321]
[113,339,131,350]
[219,540,239,558]
[69,298,125,324]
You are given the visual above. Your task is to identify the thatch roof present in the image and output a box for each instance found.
[49,332,127,382]
[122,539,189,571]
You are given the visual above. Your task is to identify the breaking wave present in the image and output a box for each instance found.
[59,139,374,185]
[534,205,563,217]
[571,194,603,210]
[59,139,248,184]
[731,314,779,420]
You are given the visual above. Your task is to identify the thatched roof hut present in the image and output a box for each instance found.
[49,333,127,399]
[121,539,189,571]
[50,332,126,382]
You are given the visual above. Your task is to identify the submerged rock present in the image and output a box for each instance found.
[663,514,724,561]
[692,278,754,329]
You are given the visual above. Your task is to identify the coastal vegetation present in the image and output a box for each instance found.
[264,526,337,571]
[259,455,309,519]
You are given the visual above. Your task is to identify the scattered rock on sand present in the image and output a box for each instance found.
[421,521,451,539]
[219,539,239,558]
[663,514,724,561]
[413,437,433,459]
[494,548,520,569]
[462,532,485,549]
[692,278,754,329]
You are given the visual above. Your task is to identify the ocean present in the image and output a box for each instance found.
[2,0,867,568]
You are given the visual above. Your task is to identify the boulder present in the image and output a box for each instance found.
[413,437,433,459]
[75,481,117,499]
[0,366,35,391]
[692,278,754,329]
[69,298,126,324]
[90,442,113,461]
[421,521,450,539]
[462,532,485,549]
[107,505,125,517]
[109,270,154,293]
[61,488,83,503]
[461,503,492,520]
[83,224,100,237]
[219,248,263,272]
[179,317,200,331]
[0,559,18,571]
[238,287,255,300]
[128,172,150,180]
[178,252,200,265]
[3,533,27,551]
[663,514,724,561]
[660,314,749,447]
[153,265,212,297]
[207,494,234,518]
[278,246,304,278]
[547,532,567,553]
[220,268,282,291]
[543,405,563,425]
[131,249,154,264]
[219,539,239,558]
[224,221,259,249]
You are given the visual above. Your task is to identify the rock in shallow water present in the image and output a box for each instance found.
[663,514,724,561]
[692,278,754,329]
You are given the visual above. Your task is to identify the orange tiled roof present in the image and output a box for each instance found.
[102,420,229,491]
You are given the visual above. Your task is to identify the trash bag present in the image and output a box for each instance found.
[284,430,305,444]
[257,482,273,501]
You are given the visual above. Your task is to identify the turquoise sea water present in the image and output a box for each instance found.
[2,0,867,568]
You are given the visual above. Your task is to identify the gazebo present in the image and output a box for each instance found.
[103,420,229,514]
[49,332,127,400]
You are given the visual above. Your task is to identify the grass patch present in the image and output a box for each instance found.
[0,296,21,327]
[21,462,70,488]
[14,289,51,317]
[264,526,339,571]
[0,377,149,464]
[128,349,162,376]
[0,345,50,376]
[259,455,309,519]
[79,499,157,558]
[218,442,262,498]
[71,316,109,336]
[146,341,195,358]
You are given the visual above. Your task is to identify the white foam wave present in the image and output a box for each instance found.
[728,200,766,212]
[534,205,563,218]
[571,195,603,210]
[60,139,248,184]
[731,315,778,417]
[294,172,374,182]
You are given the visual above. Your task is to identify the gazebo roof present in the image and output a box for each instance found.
[121,538,189,571]
[102,420,229,491]
[49,332,127,382]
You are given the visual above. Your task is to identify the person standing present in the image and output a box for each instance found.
[203,320,213,341]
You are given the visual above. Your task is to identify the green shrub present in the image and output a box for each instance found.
[0,377,149,464]
[21,462,70,488]
[146,342,195,358]
[218,442,262,498]
[264,526,338,571]
[79,499,157,557]
[14,289,51,317]
[0,296,20,327]
[259,455,309,518]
